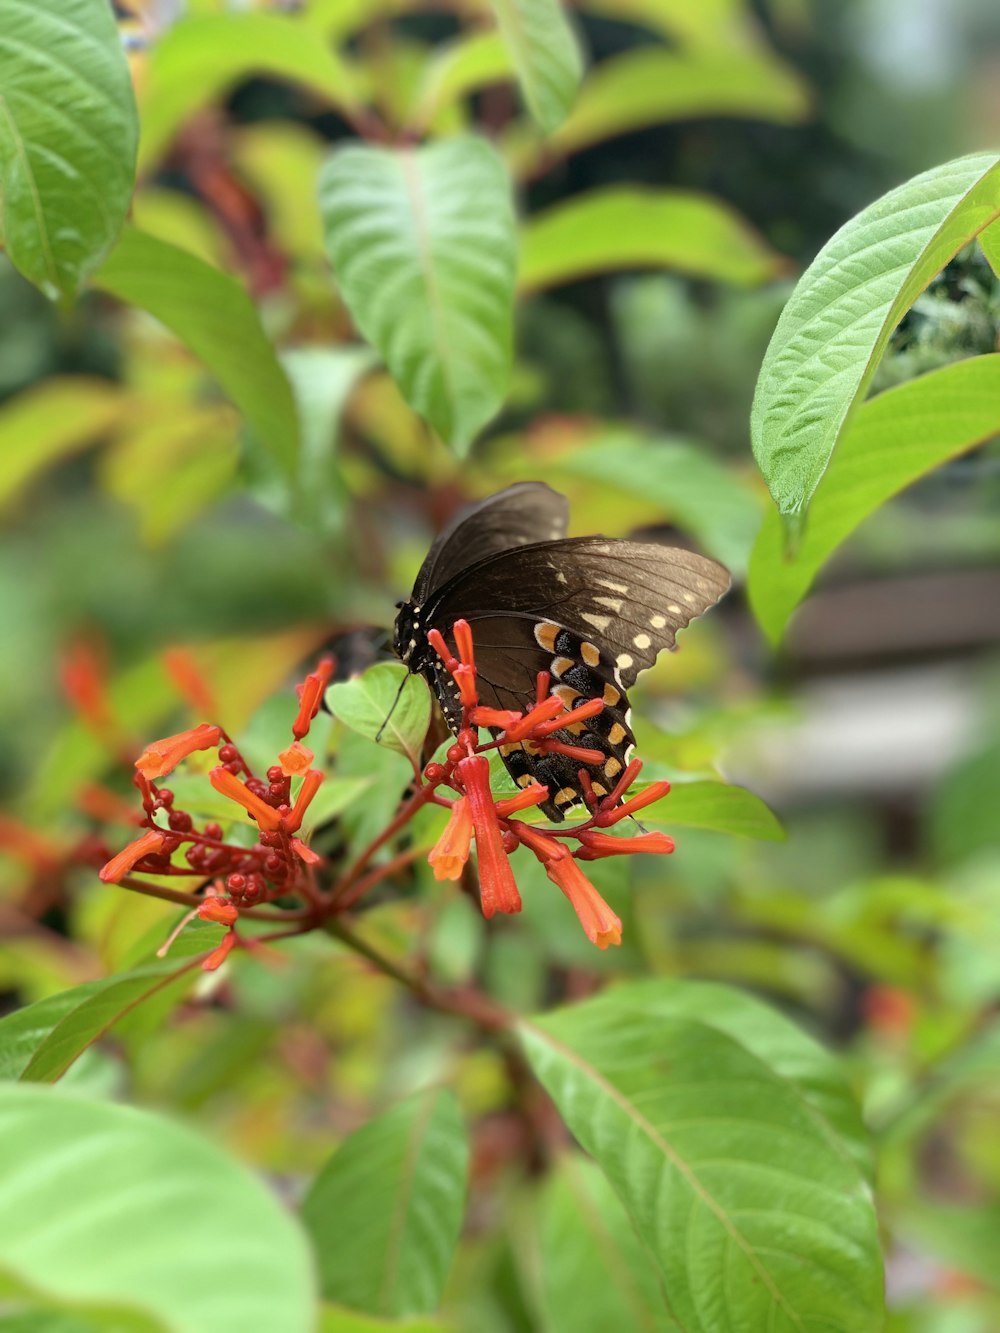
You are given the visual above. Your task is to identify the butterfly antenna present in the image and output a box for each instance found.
[375,671,411,743]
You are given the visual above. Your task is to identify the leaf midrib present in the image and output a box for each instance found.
[524,1020,808,1332]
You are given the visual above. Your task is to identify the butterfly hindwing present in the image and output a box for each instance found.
[429,613,636,819]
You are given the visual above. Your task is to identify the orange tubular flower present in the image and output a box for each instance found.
[286,769,324,833]
[576,829,675,859]
[514,823,622,949]
[596,780,672,827]
[208,766,282,831]
[547,853,623,949]
[201,929,238,972]
[161,648,217,717]
[428,796,474,881]
[278,741,314,775]
[99,829,167,883]
[291,837,321,866]
[292,658,335,741]
[136,724,222,779]
[457,755,521,917]
[197,897,240,926]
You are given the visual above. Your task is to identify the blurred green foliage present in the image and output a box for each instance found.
[1,0,1000,1330]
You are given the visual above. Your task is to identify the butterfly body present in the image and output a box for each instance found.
[393,484,729,820]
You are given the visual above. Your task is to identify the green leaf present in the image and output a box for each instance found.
[0,378,124,513]
[137,11,358,171]
[930,742,1000,868]
[100,404,239,546]
[93,227,299,476]
[413,32,514,132]
[751,152,1000,519]
[648,779,785,841]
[326,664,431,767]
[488,0,583,134]
[748,354,1000,643]
[519,1155,677,1331]
[520,187,784,293]
[319,1310,451,1333]
[318,136,517,453]
[554,432,763,575]
[302,1089,468,1317]
[0,1083,315,1331]
[980,217,1000,276]
[578,0,761,51]
[282,346,377,532]
[510,46,808,171]
[0,935,218,1083]
[0,0,138,300]
[521,980,883,1333]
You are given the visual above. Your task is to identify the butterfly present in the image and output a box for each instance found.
[393,482,730,821]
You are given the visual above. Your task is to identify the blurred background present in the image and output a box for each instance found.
[2,1,1000,1329]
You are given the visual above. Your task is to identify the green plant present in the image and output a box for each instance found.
[2,2,1000,1331]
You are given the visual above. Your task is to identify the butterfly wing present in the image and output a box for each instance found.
[411,482,569,603]
[427,537,730,688]
[423,537,730,819]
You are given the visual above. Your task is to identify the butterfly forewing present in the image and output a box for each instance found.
[412,481,569,603]
[395,485,730,822]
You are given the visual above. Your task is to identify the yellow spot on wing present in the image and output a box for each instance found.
[534,622,559,652]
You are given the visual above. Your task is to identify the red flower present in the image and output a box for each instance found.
[99,829,168,883]
[197,897,240,926]
[278,740,314,775]
[428,796,473,881]
[201,929,238,972]
[576,829,675,859]
[292,657,334,740]
[208,766,282,831]
[286,769,324,833]
[136,724,222,779]
[516,825,621,949]
[161,647,217,718]
[458,754,521,917]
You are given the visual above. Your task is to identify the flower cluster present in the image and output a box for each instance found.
[420,621,675,949]
[96,622,677,961]
[98,659,334,968]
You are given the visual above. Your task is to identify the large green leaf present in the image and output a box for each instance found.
[137,11,358,171]
[579,0,757,51]
[0,929,220,1082]
[0,1084,315,1331]
[520,187,784,292]
[318,136,517,453]
[751,152,1000,521]
[488,0,583,134]
[749,354,1000,644]
[646,780,784,841]
[519,1156,677,1331]
[326,663,431,770]
[301,1089,468,1317]
[554,432,763,574]
[93,227,300,475]
[0,378,124,513]
[0,0,137,300]
[521,979,882,1333]
[509,45,808,173]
